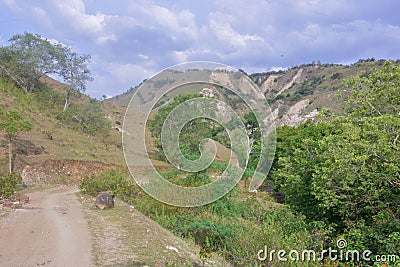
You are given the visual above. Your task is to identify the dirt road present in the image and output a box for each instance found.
[0,186,91,267]
[0,186,226,266]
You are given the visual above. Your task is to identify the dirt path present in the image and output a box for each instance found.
[0,186,226,266]
[0,186,91,267]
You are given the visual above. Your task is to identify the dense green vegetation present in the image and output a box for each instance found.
[0,173,22,198]
[270,61,400,265]
[147,94,228,162]
[81,61,399,266]
[80,169,322,266]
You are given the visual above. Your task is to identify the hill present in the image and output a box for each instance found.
[2,58,397,182]
[107,59,396,126]
[1,58,399,266]
[0,76,125,181]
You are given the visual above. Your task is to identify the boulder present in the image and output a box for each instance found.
[95,192,114,209]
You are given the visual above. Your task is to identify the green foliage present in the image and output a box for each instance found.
[344,61,400,116]
[164,171,212,187]
[0,46,36,93]
[0,173,22,198]
[80,167,319,266]
[270,61,400,258]
[57,100,111,135]
[331,72,342,80]
[78,62,400,265]
[296,76,324,96]
[175,217,233,251]
[148,95,261,186]
[32,82,65,110]
[0,32,93,111]
[243,111,263,179]
[0,109,32,137]
[147,94,230,161]
[57,45,93,94]
[155,195,318,266]
[8,32,62,80]
[0,109,32,173]
[79,169,136,201]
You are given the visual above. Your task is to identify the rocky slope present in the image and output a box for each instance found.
[106,59,395,126]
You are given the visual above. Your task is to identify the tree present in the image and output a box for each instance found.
[57,45,93,111]
[6,32,63,93]
[0,110,32,174]
[0,46,36,93]
[1,32,93,111]
[343,61,400,117]
[271,61,400,255]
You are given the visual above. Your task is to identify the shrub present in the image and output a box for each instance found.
[175,217,233,252]
[79,169,136,201]
[0,173,22,198]
[57,100,111,135]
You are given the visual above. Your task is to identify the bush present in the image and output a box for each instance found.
[175,217,233,252]
[80,169,323,266]
[0,173,22,198]
[57,100,111,135]
[79,169,136,201]
[33,83,64,110]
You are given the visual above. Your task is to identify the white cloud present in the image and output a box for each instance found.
[32,6,45,16]
[1,0,400,98]
[270,66,287,72]
[208,20,266,49]
[95,34,118,45]
[2,0,22,12]
[28,0,107,35]
[138,54,149,60]
[128,1,198,40]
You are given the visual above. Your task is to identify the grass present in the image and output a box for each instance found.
[78,193,223,266]
[79,167,324,266]
[0,77,125,167]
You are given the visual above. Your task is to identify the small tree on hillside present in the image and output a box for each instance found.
[0,110,32,174]
[57,45,93,111]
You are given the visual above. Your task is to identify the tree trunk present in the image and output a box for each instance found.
[7,134,12,174]
[63,88,71,112]
[0,64,29,94]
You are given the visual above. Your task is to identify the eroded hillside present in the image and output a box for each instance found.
[106,59,397,126]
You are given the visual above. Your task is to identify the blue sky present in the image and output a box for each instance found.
[1,0,400,98]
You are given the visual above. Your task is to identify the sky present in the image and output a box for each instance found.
[1,0,400,98]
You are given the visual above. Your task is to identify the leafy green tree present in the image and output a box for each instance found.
[0,46,36,93]
[344,61,400,116]
[271,121,332,221]
[271,61,400,256]
[8,32,62,91]
[0,109,32,173]
[0,32,93,111]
